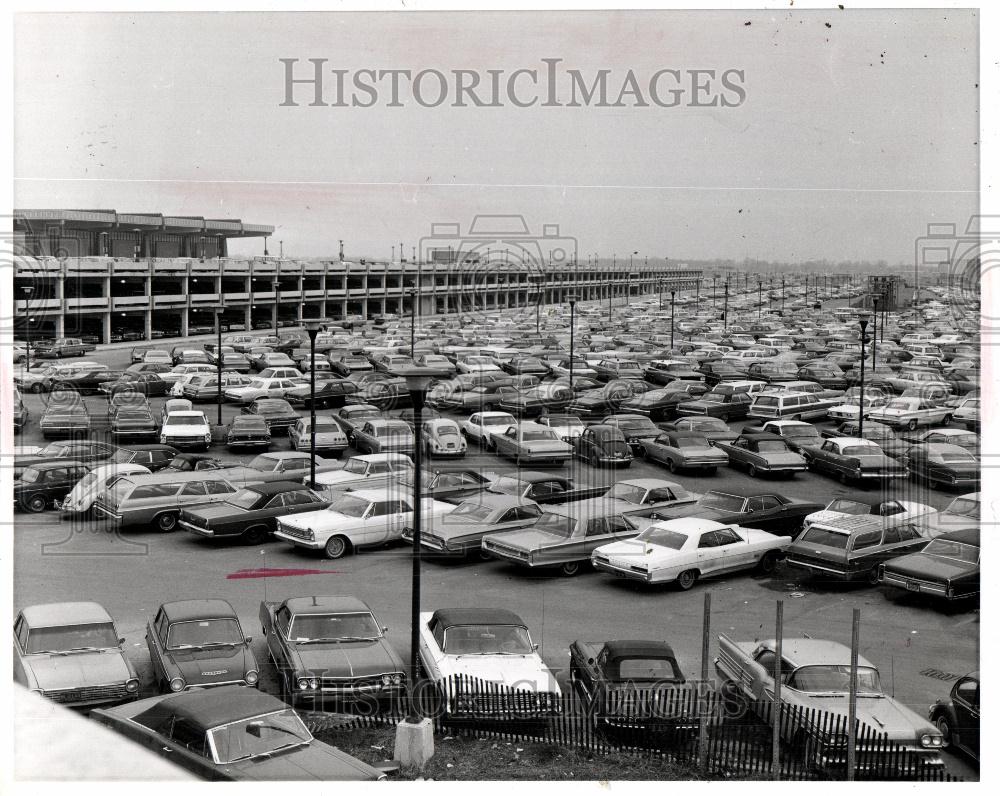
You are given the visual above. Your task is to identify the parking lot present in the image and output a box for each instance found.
[11,288,980,779]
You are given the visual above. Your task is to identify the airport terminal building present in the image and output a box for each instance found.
[12,209,702,344]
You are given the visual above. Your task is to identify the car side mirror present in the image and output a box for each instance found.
[532,643,539,652]
[119,637,126,646]
[382,626,389,633]
[244,636,253,644]
[587,657,595,665]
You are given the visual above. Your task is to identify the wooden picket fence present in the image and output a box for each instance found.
[304,674,962,781]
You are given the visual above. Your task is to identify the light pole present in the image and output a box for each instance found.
[858,314,870,438]
[21,286,33,372]
[408,288,417,354]
[272,277,280,335]
[391,366,448,724]
[723,281,729,331]
[871,296,879,370]
[568,292,577,396]
[713,276,717,308]
[214,307,224,426]
[302,318,322,487]
[781,276,785,314]
[757,279,763,318]
[658,278,664,310]
[670,290,676,349]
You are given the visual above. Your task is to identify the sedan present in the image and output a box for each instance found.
[404,494,543,557]
[225,415,272,450]
[713,434,807,478]
[109,406,159,442]
[902,443,981,491]
[489,422,574,466]
[241,398,300,433]
[658,417,737,445]
[100,373,170,398]
[284,378,359,409]
[644,432,729,474]
[288,416,350,457]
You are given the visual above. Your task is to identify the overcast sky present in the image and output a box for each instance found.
[14,9,978,264]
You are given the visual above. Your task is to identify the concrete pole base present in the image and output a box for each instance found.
[393,717,434,770]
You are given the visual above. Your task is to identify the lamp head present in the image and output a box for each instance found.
[567,291,577,307]
[391,365,450,393]
[301,317,327,338]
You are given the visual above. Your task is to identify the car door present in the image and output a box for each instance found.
[696,530,725,575]
[951,676,980,756]
[356,500,393,546]
[712,526,756,572]
[744,495,789,533]
[145,608,169,684]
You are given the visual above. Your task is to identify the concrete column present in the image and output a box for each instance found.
[244,305,252,330]
[180,308,190,337]
[54,313,66,338]
[102,312,112,344]
[144,309,153,341]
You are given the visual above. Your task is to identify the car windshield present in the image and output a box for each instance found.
[247,455,278,470]
[38,443,70,455]
[531,512,576,538]
[843,446,878,456]
[484,415,516,427]
[289,612,381,642]
[606,483,650,504]
[922,538,979,563]
[166,416,204,426]
[225,489,264,510]
[489,477,526,496]
[946,496,979,517]
[310,420,341,432]
[328,495,371,518]
[442,624,533,655]
[341,458,369,475]
[232,417,266,429]
[783,427,819,438]
[636,526,688,549]
[19,468,42,484]
[826,499,870,515]
[799,527,851,549]
[166,618,244,649]
[790,665,882,695]
[697,492,745,512]
[25,622,119,654]
[755,440,789,452]
[209,709,312,764]
[618,657,683,680]
[521,429,556,441]
[886,400,911,410]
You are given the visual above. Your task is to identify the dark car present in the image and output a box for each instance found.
[100,373,170,398]
[746,361,800,384]
[502,356,550,376]
[928,672,979,761]
[15,460,91,513]
[91,686,384,780]
[47,369,125,396]
[879,527,980,601]
[658,416,738,444]
[498,384,574,418]
[599,415,663,456]
[241,398,300,433]
[618,385,710,422]
[397,469,495,503]
[902,443,981,491]
[284,378,359,409]
[14,440,117,478]
[109,406,160,443]
[226,415,272,450]
[569,640,692,734]
[259,595,406,709]
[797,364,849,390]
[643,360,704,386]
[108,444,179,472]
[145,600,259,692]
[675,390,752,422]
[160,454,238,473]
[404,493,544,557]
[569,425,634,468]
[179,481,330,544]
[39,402,92,439]
[486,471,610,505]
[329,353,375,377]
[651,490,824,536]
[696,362,746,387]
[348,379,413,411]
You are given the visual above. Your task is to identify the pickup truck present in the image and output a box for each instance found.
[33,338,89,359]
[569,640,693,734]
[485,472,609,505]
[258,595,406,708]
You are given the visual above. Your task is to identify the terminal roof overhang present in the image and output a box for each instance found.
[14,209,273,238]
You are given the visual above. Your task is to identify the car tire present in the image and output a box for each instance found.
[941,414,952,427]
[748,464,759,478]
[838,471,850,485]
[667,458,678,473]
[866,567,880,586]
[30,383,43,394]
[792,731,820,770]
[927,478,941,491]
[590,452,601,468]
[676,569,699,591]
[907,419,918,431]
[934,715,953,746]
[155,512,178,532]
[24,494,47,513]
[324,535,350,559]
[719,413,730,423]
[757,551,780,574]
[242,525,269,545]
[559,561,582,577]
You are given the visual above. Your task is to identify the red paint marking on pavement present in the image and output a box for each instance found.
[226,567,341,579]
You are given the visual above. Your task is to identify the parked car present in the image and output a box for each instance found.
[648,490,824,536]
[39,401,91,439]
[867,397,952,431]
[421,418,467,458]
[713,433,807,478]
[241,398,300,434]
[750,419,824,453]
[803,498,936,530]
[902,443,981,491]
[823,420,910,459]
[488,421,574,466]
[284,378,359,409]
[145,600,258,692]
[676,390,752,422]
[32,337,88,358]
[91,686,384,780]
[288,417,350,457]
[107,444,179,472]
[14,439,116,478]
[47,368,124,395]
[159,410,212,451]
[928,672,980,761]
[485,472,609,506]
[879,528,980,602]
[15,460,91,513]
[225,376,304,405]
[642,432,727,474]
[536,413,587,440]
[568,425,634,468]
[100,372,170,398]
[330,403,382,444]
[593,358,644,382]
[225,415,272,450]
[591,518,790,588]
[786,515,934,584]
[802,437,909,485]
[459,411,518,447]
[58,463,152,516]
[658,417,738,445]
[714,636,944,772]
[902,428,979,453]
[274,489,454,559]
[618,385,709,422]
[248,451,340,482]
[352,418,415,455]
[416,608,561,718]
[406,494,543,557]
[14,602,140,706]
[182,373,255,401]
[308,453,413,491]
[159,454,237,473]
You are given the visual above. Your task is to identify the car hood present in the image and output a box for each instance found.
[27,649,132,691]
[228,742,384,781]
[168,645,252,684]
[883,552,976,581]
[653,504,725,520]
[434,521,504,543]
[753,451,805,465]
[520,441,572,453]
[182,503,241,522]
[794,694,936,744]
[440,654,560,693]
[290,639,402,675]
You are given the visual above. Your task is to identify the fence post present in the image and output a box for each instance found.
[698,592,712,772]
[846,608,861,780]
[771,600,783,779]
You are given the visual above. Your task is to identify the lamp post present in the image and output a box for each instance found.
[781,276,786,314]
[713,276,717,308]
[199,236,206,262]
[858,314,871,438]
[272,277,280,335]
[302,318,323,488]
[670,290,676,349]
[568,292,577,396]
[723,281,729,331]
[871,296,879,370]
[214,308,224,426]
[21,286,34,372]
[757,279,763,318]
[658,278,664,310]
[408,288,417,354]
[391,366,448,723]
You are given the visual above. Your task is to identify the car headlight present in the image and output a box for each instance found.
[381,674,393,686]
[245,670,259,685]
[169,677,186,692]
[392,673,403,685]
[204,433,212,442]
[297,676,318,690]
[125,678,140,693]
[920,734,944,748]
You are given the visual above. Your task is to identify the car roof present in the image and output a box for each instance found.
[249,480,314,495]
[152,684,286,731]
[430,608,526,630]
[460,492,530,509]
[757,638,875,670]
[25,459,87,470]
[827,437,878,446]
[20,601,113,627]
[160,599,239,623]
[283,595,372,615]
[603,640,678,661]
[936,527,980,546]
[741,433,788,441]
[348,453,411,463]
[493,471,567,484]
[649,517,728,535]
[920,443,975,454]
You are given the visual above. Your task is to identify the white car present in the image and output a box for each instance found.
[867,397,952,431]
[159,410,212,451]
[224,376,305,404]
[422,418,467,458]
[417,608,561,718]
[803,498,936,530]
[160,363,217,387]
[273,488,454,559]
[826,394,891,423]
[537,414,587,440]
[456,356,503,374]
[58,463,152,515]
[460,411,517,446]
[591,517,790,589]
[309,453,414,491]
